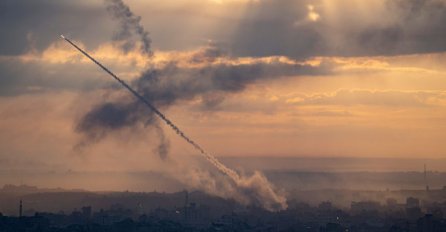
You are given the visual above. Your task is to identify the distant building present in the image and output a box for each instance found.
[406,197,422,219]
[406,197,420,208]
[320,222,345,232]
[351,201,380,214]
[417,214,438,232]
[19,200,22,217]
[386,198,398,207]
[318,201,333,211]
[81,206,92,219]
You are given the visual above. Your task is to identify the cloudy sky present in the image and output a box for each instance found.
[1,0,446,179]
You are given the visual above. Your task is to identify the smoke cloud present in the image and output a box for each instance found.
[77,54,325,155]
[105,0,152,56]
[72,0,327,211]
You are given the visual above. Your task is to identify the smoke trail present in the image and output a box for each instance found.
[62,34,237,179]
[152,124,169,161]
[105,0,152,56]
[62,35,287,211]
[100,0,173,159]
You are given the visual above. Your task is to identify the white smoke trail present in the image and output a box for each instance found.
[61,35,287,211]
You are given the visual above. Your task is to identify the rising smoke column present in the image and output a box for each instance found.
[75,0,169,159]
[105,0,152,55]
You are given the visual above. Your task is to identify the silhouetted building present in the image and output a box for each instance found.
[320,222,345,232]
[19,200,22,218]
[386,198,398,207]
[406,197,420,208]
[81,206,91,219]
[351,201,380,214]
[1,188,446,231]
[406,197,422,219]
[417,214,440,232]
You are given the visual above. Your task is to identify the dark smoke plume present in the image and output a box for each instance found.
[70,0,329,211]
[77,58,325,141]
[105,0,152,56]
[85,0,169,158]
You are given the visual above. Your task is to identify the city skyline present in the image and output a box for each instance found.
[1,0,446,204]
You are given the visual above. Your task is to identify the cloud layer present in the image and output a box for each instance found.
[232,0,446,58]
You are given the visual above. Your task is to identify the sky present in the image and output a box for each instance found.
[1,0,446,179]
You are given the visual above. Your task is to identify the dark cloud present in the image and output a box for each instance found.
[190,41,226,64]
[231,0,446,58]
[232,0,325,59]
[76,102,146,143]
[3,0,445,58]
[354,26,404,56]
[0,0,115,55]
[0,58,107,96]
[0,0,152,97]
[387,0,446,54]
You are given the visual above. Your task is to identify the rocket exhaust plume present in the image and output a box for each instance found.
[60,35,238,180]
[61,35,287,211]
